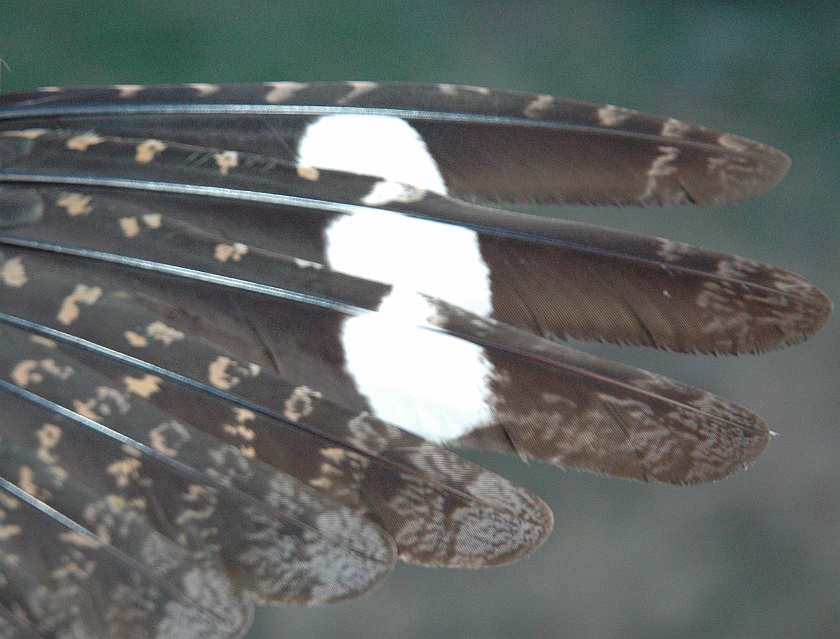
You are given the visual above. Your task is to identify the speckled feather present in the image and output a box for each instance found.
[0,82,831,639]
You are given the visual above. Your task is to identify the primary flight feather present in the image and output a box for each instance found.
[0,81,830,639]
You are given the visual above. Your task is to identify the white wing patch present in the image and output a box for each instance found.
[296,114,448,195]
[325,207,494,442]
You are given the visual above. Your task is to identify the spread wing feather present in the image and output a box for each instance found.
[0,82,830,639]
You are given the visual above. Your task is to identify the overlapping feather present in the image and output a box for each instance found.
[0,82,831,639]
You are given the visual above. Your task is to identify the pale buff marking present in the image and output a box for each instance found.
[135,139,167,163]
[188,83,220,96]
[11,358,73,387]
[121,444,142,458]
[114,84,145,98]
[146,321,185,345]
[142,213,162,229]
[284,385,323,421]
[2,128,47,139]
[523,95,554,119]
[320,447,347,463]
[208,356,260,390]
[438,84,488,96]
[40,359,74,380]
[264,81,308,103]
[124,374,162,398]
[361,181,427,206]
[58,531,102,548]
[336,81,379,105]
[717,133,749,153]
[294,257,323,270]
[18,466,48,499]
[149,421,190,457]
[73,398,101,422]
[107,457,142,488]
[1,257,27,287]
[57,284,102,325]
[38,87,62,92]
[223,407,256,441]
[36,423,62,464]
[56,192,93,216]
[176,485,216,524]
[597,104,634,127]
[51,555,98,578]
[308,477,332,489]
[66,133,105,151]
[239,445,256,458]
[214,242,248,262]
[297,165,320,181]
[640,145,680,202]
[319,462,344,476]
[0,525,21,541]
[661,118,690,138]
[0,493,18,510]
[124,331,148,347]
[119,217,141,238]
[30,335,57,349]
[214,150,239,176]
[72,387,130,423]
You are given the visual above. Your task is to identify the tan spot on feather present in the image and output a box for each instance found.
[597,104,633,127]
[336,81,379,105]
[124,374,162,398]
[294,257,323,269]
[119,217,141,238]
[297,165,320,181]
[107,457,142,488]
[114,84,144,98]
[320,447,347,463]
[36,423,62,464]
[188,83,220,96]
[1,257,27,287]
[284,385,323,421]
[18,466,49,499]
[150,421,190,457]
[2,128,48,139]
[58,531,101,548]
[264,82,308,103]
[661,118,690,138]
[208,356,260,390]
[146,321,184,345]
[66,133,104,151]
[121,444,142,458]
[0,525,21,541]
[30,335,57,349]
[135,139,167,163]
[57,193,93,216]
[214,242,248,262]
[72,398,101,421]
[214,150,239,176]
[142,213,162,229]
[11,361,42,387]
[523,95,554,119]
[309,477,332,489]
[40,359,73,380]
[124,331,148,347]
[57,284,102,325]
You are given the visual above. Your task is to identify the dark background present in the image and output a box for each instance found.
[2,3,839,638]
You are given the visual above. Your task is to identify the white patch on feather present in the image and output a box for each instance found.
[296,114,448,196]
[326,207,494,441]
[341,302,493,442]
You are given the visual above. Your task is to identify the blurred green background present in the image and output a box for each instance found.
[2,2,839,638]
